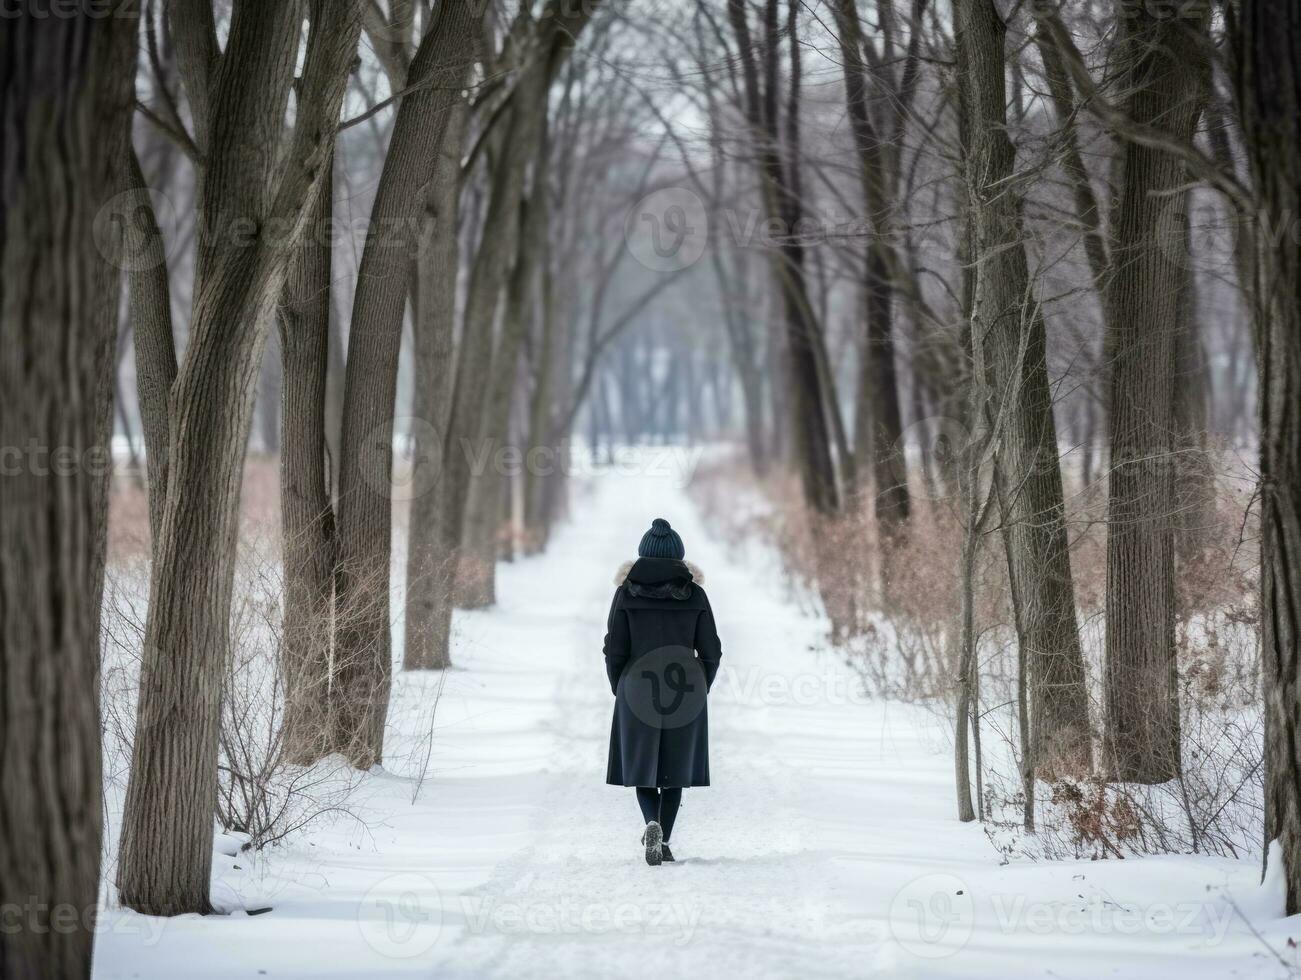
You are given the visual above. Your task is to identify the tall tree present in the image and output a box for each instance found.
[122,148,179,544]
[403,100,470,670]
[830,0,915,530]
[956,0,1093,778]
[277,161,338,763]
[118,0,366,915]
[0,5,138,975]
[726,0,840,515]
[329,2,482,765]
[459,122,552,608]
[419,1,602,668]
[1102,4,1209,783]
[442,81,543,611]
[1239,0,1301,915]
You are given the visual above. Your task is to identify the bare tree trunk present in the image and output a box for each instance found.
[830,0,910,529]
[1032,18,1109,297]
[440,117,521,612]
[1239,0,1301,914]
[278,160,338,764]
[119,1,364,914]
[698,66,768,476]
[957,0,1093,779]
[727,0,839,515]
[954,468,992,822]
[332,5,480,765]
[123,147,179,544]
[1102,6,1208,784]
[1173,212,1216,558]
[0,7,136,976]
[436,4,600,630]
[460,128,551,608]
[403,101,468,671]
[523,269,559,553]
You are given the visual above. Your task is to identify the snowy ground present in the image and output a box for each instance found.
[95,458,1295,978]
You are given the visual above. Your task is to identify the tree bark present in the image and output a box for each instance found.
[331,2,480,765]
[446,87,539,610]
[1172,219,1216,559]
[957,0,1093,779]
[123,148,178,545]
[118,1,365,915]
[1102,5,1208,784]
[278,158,338,764]
[522,256,562,552]
[0,7,137,976]
[436,3,600,629]
[727,0,839,515]
[830,0,910,530]
[403,100,469,671]
[1239,0,1301,914]
[1032,19,1109,297]
[459,127,551,609]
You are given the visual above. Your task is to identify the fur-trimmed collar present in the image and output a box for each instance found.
[614,558,704,587]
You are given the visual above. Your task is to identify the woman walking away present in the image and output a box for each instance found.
[604,518,723,865]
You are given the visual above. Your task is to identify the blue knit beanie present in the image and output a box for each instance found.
[638,518,685,560]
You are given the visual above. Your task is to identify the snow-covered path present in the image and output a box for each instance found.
[96,462,1285,979]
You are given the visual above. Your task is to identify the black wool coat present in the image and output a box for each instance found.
[604,557,723,788]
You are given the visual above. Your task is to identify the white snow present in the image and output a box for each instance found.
[93,459,1298,978]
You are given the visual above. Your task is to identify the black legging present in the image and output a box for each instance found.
[635,787,682,842]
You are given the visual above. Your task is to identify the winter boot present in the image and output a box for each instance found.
[641,821,663,866]
[660,842,674,862]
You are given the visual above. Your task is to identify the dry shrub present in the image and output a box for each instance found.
[215,537,366,849]
[691,447,1262,862]
[1048,778,1142,859]
[691,452,1003,701]
[1000,457,1261,861]
[102,536,366,854]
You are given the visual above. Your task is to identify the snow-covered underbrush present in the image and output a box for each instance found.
[690,452,1263,864]
[96,522,444,899]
